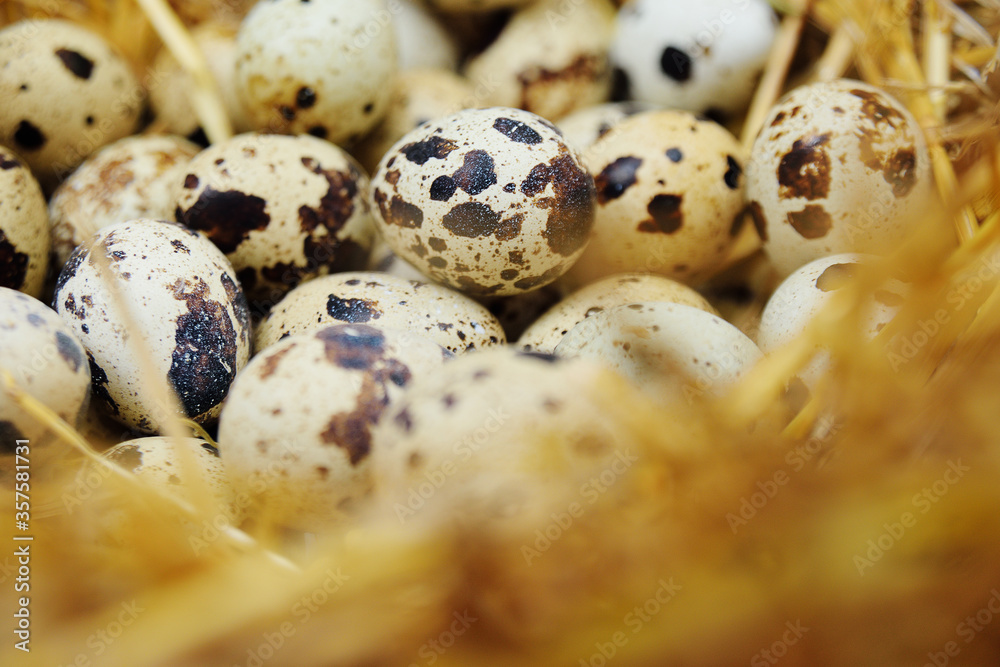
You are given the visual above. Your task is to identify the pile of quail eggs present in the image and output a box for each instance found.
[0,0,943,528]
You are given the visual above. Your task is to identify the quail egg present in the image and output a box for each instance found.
[0,146,49,297]
[394,0,460,71]
[556,101,660,153]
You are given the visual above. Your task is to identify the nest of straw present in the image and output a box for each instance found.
[2,0,1000,665]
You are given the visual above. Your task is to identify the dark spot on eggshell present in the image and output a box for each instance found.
[638,194,683,234]
[778,134,831,200]
[660,46,692,82]
[170,239,190,254]
[321,371,385,466]
[316,324,385,370]
[106,443,143,472]
[236,267,257,295]
[0,156,21,170]
[183,174,199,189]
[724,155,742,190]
[508,250,524,265]
[815,263,857,291]
[442,202,501,238]
[0,235,29,290]
[307,126,328,139]
[55,331,83,373]
[493,117,542,145]
[177,187,270,254]
[850,88,905,129]
[513,265,563,291]
[296,86,317,109]
[327,295,382,323]
[594,156,642,205]
[504,182,517,193]
[787,205,833,239]
[395,408,414,433]
[452,150,497,196]
[400,136,458,165]
[500,269,519,280]
[430,175,457,201]
[220,272,250,336]
[87,351,119,416]
[428,237,447,251]
[409,241,429,258]
[883,148,918,198]
[279,105,296,121]
[533,154,595,257]
[55,48,94,79]
[373,189,423,229]
[167,278,239,418]
[384,169,400,186]
[258,344,292,380]
[455,275,502,295]
[521,350,560,364]
[13,120,45,151]
[666,148,683,163]
[0,421,26,452]
[298,157,358,237]
[428,256,447,268]
[497,213,525,242]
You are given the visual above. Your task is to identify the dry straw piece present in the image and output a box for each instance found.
[2,0,1000,665]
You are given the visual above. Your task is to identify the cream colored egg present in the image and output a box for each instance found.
[50,135,200,267]
[235,0,397,145]
[174,133,375,304]
[746,79,932,276]
[518,273,717,353]
[394,0,459,71]
[371,107,596,296]
[0,20,142,189]
[0,146,49,296]
[567,110,748,288]
[255,271,506,354]
[52,219,252,433]
[555,301,763,404]
[219,324,450,530]
[464,0,616,121]
[366,238,430,283]
[556,101,659,153]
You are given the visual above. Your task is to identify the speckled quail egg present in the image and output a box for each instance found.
[0,146,49,297]
[371,347,642,521]
[519,272,717,353]
[0,20,143,189]
[756,253,908,388]
[611,0,777,117]
[394,0,459,71]
[556,101,659,153]
[746,79,933,277]
[50,135,200,267]
[0,288,90,447]
[464,0,616,121]
[219,324,450,529]
[234,0,397,145]
[53,219,251,433]
[353,68,478,174]
[104,437,242,521]
[148,23,252,142]
[366,238,430,282]
[371,107,596,296]
[556,301,763,404]
[566,110,748,288]
[255,271,506,354]
[174,133,374,305]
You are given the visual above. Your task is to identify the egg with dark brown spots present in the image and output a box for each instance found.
[566,110,748,288]
[219,324,449,530]
[556,101,660,153]
[255,271,506,354]
[0,288,90,449]
[52,219,251,433]
[0,145,49,296]
[746,79,932,276]
[234,0,397,145]
[371,107,596,297]
[174,133,375,305]
[0,20,142,190]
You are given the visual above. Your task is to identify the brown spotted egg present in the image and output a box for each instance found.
[371,107,596,297]
[746,79,932,276]
[0,288,90,448]
[566,110,748,288]
[464,0,616,121]
[255,271,506,354]
[52,219,251,433]
[0,20,142,189]
[0,146,49,297]
[174,133,374,305]
[50,135,200,267]
[219,324,450,530]
[234,0,397,145]
[518,273,717,353]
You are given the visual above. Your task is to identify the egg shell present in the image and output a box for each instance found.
[234,0,397,145]
[0,20,142,189]
[756,253,907,387]
[219,324,450,529]
[149,23,252,140]
[566,110,748,287]
[371,347,641,519]
[174,133,375,304]
[365,238,431,283]
[464,0,616,121]
[611,0,777,116]
[745,79,933,277]
[52,219,252,433]
[555,301,763,404]
[518,272,717,353]
[556,101,660,153]
[50,135,201,268]
[0,146,49,296]
[353,68,479,174]
[255,271,506,354]
[393,0,460,71]
[104,436,242,521]
[0,288,90,446]
[371,107,596,296]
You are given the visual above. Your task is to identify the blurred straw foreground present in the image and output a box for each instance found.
[3,0,1000,665]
